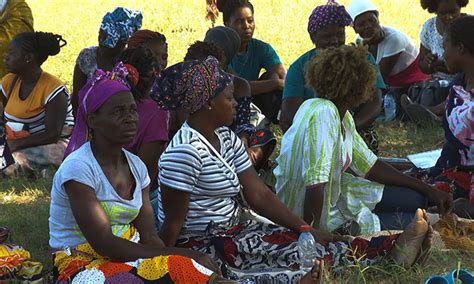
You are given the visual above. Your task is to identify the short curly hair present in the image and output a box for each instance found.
[420,0,469,13]
[184,41,226,63]
[304,46,376,110]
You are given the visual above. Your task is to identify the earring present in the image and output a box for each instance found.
[26,60,30,63]
[208,106,212,110]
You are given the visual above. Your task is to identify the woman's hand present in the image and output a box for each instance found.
[426,186,454,216]
[423,53,437,67]
[186,250,221,275]
[309,228,346,246]
[7,139,18,153]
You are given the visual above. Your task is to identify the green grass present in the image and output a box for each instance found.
[1,0,474,282]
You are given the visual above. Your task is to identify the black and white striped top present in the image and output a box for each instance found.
[158,125,252,233]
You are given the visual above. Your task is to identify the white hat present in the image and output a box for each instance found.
[347,0,378,21]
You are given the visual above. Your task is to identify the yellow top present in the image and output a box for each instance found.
[1,72,74,134]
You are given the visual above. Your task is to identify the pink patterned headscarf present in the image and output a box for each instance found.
[64,63,131,158]
[307,0,353,34]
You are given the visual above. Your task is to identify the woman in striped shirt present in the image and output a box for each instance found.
[152,56,434,282]
[1,31,74,175]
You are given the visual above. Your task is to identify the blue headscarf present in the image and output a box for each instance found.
[100,7,143,48]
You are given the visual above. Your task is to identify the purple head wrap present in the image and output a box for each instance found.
[64,63,131,158]
[151,56,233,113]
[307,0,353,34]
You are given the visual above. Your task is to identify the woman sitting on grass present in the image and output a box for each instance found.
[275,46,453,235]
[71,7,142,116]
[118,46,170,229]
[127,29,169,70]
[50,65,224,283]
[418,0,468,80]
[279,0,384,154]
[400,0,470,124]
[208,0,285,125]
[1,31,74,176]
[420,16,474,218]
[153,55,434,282]
[347,0,427,88]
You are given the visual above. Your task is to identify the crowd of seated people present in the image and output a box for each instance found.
[0,0,472,283]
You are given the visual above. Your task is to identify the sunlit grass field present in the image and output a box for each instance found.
[1,0,473,282]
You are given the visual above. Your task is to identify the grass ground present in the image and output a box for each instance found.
[1,0,473,282]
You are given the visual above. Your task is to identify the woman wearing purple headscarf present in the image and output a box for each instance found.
[279,0,385,155]
[153,56,433,282]
[71,7,142,117]
[51,64,224,283]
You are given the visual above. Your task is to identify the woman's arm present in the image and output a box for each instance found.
[71,63,87,118]
[8,93,68,152]
[352,88,383,130]
[304,184,326,227]
[271,63,286,79]
[279,97,304,133]
[158,185,191,247]
[418,44,436,75]
[132,187,165,247]
[247,79,284,95]
[378,53,402,80]
[65,180,220,271]
[238,167,340,243]
[366,160,454,215]
[136,141,166,190]
[238,167,309,231]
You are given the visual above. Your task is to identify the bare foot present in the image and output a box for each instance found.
[388,209,430,268]
[416,210,434,265]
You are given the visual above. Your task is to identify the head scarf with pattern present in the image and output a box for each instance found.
[151,56,233,113]
[100,7,143,48]
[64,63,132,157]
[307,0,353,34]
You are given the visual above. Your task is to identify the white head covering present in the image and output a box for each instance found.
[347,0,378,21]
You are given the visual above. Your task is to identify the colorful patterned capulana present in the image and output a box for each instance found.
[151,56,233,113]
[100,7,143,48]
[307,0,353,34]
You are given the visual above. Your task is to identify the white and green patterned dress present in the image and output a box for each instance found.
[274,98,384,234]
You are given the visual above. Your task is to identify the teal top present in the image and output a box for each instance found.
[229,38,282,81]
[283,48,386,100]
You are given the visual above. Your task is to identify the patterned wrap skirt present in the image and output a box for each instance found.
[52,226,215,283]
[176,219,399,282]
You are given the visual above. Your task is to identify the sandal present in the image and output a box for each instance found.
[425,269,474,284]
[403,103,441,126]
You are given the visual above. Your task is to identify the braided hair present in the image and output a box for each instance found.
[184,41,226,63]
[13,32,66,66]
[214,0,254,25]
[127,29,167,48]
[119,46,158,101]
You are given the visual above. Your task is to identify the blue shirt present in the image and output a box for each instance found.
[229,38,282,81]
[283,48,386,100]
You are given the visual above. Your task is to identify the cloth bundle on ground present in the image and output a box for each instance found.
[0,227,44,282]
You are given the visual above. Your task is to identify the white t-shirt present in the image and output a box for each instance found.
[158,124,252,234]
[49,142,150,249]
[359,26,419,76]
